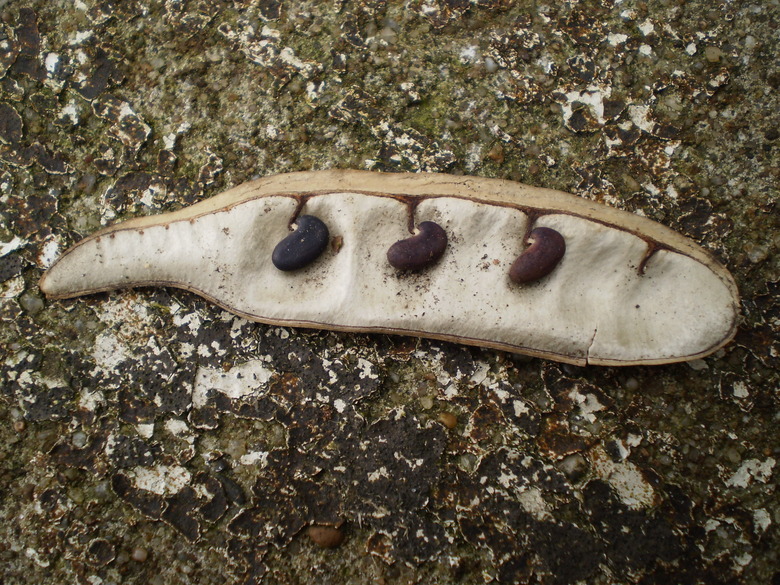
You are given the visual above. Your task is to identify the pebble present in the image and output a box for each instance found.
[307,525,345,549]
[744,243,769,264]
[723,446,742,464]
[687,359,708,371]
[438,412,458,429]
[18,293,45,315]
[623,377,640,392]
[226,439,247,460]
[71,430,88,448]
[131,547,149,562]
[115,550,130,565]
[704,46,723,62]
[621,173,641,192]
[486,143,504,163]
[208,456,228,473]
[87,539,116,566]
[93,480,113,501]
[21,483,35,501]
[557,453,589,482]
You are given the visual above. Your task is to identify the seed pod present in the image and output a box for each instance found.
[272,215,329,271]
[39,170,740,366]
[509,227,566,284]
[387,221,448,271]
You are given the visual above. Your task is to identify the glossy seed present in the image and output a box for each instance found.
[272,215,330,271]
[509,226,566,284]
[387,221,448,271]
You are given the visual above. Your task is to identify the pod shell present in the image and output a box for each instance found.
[39,170,740,366]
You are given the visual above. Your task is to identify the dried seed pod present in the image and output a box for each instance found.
[39,170,740,366]
[387,221,448,271]
[271,215,329,271]
[509,227,566,284]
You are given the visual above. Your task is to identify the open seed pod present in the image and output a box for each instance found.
[39,170,739,366]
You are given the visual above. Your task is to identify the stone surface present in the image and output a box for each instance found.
[0,1,778,584]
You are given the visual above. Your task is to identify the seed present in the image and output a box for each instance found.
[387,221,448,271]
[307,525,345,548]
[509,226,566,284]
[272,215,330,271]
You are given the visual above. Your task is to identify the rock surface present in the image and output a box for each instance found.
[0,2,778,584]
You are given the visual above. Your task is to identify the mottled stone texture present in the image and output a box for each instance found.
[0,1,777,584]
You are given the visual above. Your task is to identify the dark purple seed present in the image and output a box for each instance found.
[387,221,448,271]
[272,215,330,271]
[509,226,566,284]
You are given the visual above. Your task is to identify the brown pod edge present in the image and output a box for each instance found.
[509,227,566,284]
